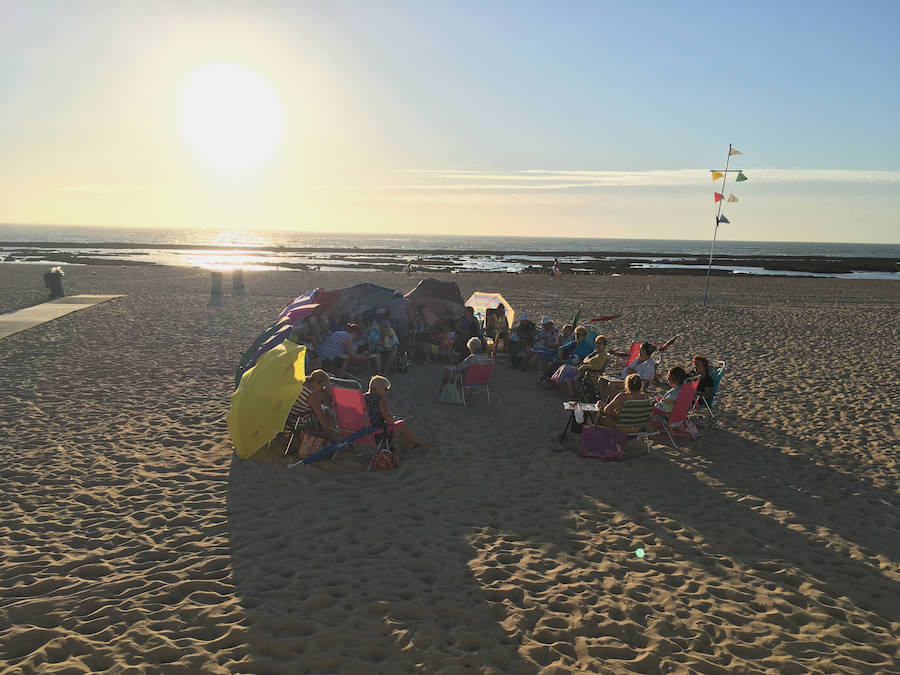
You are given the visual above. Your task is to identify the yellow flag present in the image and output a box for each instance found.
[729,147,743,156]
[711,171,724,181]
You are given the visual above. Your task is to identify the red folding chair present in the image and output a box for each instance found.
[330,386,404,470]
[461,362,494,406]
[652,376,700,449]
[615,341,641,370]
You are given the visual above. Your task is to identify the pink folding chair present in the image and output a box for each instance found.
[652,376,700,449]
[330,386,404,470]
[461,361,494,406]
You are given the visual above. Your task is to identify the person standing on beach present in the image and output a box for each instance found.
[389,291,412,345]
[454,306,485,356]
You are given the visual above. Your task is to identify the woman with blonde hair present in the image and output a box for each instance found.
[601,373,650,428]
[365,376,430,449]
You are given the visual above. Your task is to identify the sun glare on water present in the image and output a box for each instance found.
[176,63,285,172]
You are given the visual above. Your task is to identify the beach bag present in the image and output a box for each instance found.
[551,364,578,386]
[295,430,326,458]
[438,372,463,405]
[578,426,627,460]
[371,449,399,471]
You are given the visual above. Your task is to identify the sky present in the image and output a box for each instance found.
[1,1,898,243]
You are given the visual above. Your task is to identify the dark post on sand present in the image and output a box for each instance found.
[211,270,223,296]
[233,268,245,295]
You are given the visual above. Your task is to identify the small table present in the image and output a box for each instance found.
[559,401,601,443]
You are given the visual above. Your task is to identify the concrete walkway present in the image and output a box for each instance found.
[0,295,125,339]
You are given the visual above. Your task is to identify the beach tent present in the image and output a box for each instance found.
[236,282,399,389]
[465,291,515,328]
[336,283,399,318]
[404,278,464,306]
[279,288,338,319]
[421,297,464,326]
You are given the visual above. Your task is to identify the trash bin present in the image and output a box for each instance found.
[44,266,65,298]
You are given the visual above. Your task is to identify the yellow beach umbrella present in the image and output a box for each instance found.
[229,342,306,459]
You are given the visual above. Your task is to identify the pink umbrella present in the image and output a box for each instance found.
[282,303,320,325]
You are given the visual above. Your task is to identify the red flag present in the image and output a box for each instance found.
[714,193,724,202]
[589,315,621,322]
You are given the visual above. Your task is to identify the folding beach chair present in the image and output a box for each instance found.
[330,386,404,470]
[461,361,494,406]
[692,360,726,425]
[653,376,700,449]
[612,398,655,454]
[616,341,641,370]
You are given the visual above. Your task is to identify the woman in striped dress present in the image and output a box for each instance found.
[286,370,336,440]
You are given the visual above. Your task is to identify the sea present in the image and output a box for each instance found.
[1,224,898,279]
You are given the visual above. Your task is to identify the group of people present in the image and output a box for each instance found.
[286,292,416,378]
[284,298,717,460]
[286,370,429,454]
[600,355,713,429]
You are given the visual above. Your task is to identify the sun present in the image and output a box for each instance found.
[176,63,285,172]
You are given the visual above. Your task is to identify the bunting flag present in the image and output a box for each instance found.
[718,215,730,224]
[714,192,724,202]
[736,172,748,182]
[727,194,739,202]
[729,147,743,156]
[711,171,724,181]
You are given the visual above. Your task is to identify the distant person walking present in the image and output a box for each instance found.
[551,258,561,278]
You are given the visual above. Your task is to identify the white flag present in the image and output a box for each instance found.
[727,194,739,202]
[729,147,743,156]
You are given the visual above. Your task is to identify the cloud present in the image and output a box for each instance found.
[55,185,161,197]
[386,168,900,189]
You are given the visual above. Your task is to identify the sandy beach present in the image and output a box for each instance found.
[1,264,897,674]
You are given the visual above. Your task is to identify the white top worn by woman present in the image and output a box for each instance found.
[622,358,655,382]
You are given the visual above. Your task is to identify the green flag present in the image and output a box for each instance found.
[736,172,748,182]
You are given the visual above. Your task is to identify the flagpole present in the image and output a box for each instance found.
[703,144,732,305]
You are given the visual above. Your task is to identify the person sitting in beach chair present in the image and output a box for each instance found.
[575,334,610,398]
[656,366,688,413]
[690,356,715,402]
[368,317,399,374]
[508,318,536,368]
[530,316,560,363]
[283,369,339,456]
[454,306,486,359]
[603,342,657,401]
[689,357,725,426]
[442,337,492,385]
[365,376,430,450]
[596,374,654,454]
[484,305,510,353]
[545,326,591,394]
[600,374,652,428]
